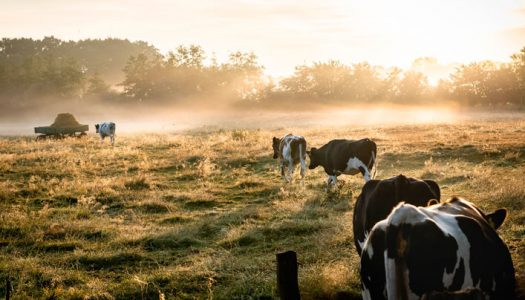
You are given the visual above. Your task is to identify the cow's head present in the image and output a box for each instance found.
[307,147,319,169]
[95,124,100,133]
[272,137,280,159]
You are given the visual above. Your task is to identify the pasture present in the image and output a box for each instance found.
[0,115,524,299]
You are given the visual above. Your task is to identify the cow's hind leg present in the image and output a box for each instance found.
[110,135,115,146]
[281,162,288,183]
[287,160,294,183]
[358,166,371,182]
[299,161,306,186]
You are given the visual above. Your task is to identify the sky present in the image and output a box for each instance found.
[2,0,525,79]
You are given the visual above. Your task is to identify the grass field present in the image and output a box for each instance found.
[0,115,524,299]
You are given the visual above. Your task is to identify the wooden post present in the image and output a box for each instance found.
[5,278,11,300]
[276,251,300,300]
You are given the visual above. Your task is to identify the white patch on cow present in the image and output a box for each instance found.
[358,239,366,254]
[361,286,372,300]
[388,203,427,226]
[386,255,420,300]
[327,175,337,186]
[344,157,371,181]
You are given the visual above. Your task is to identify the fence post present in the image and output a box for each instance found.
[5,278,11,300]
[276,251,300,300]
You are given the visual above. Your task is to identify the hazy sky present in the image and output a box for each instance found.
[2,0,525,77]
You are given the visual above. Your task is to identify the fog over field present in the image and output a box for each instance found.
[2,106,524,136]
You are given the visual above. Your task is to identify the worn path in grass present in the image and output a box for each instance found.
[0,117,524,299]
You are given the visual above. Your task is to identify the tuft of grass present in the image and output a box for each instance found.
[124,175,150,190]
[75,252,149,270]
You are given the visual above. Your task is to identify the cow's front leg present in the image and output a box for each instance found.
[110,135,115,146]
[100,136,104,144]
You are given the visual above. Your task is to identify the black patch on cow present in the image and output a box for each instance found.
[456,216,515,299]
[450,258,465,291]
[360,225,387,300]
[386,221,459,297]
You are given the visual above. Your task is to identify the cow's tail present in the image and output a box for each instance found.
[385,216,410,300]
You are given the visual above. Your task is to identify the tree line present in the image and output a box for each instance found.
[0,36,524,110]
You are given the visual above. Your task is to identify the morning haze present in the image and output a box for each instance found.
[1,1,525,299]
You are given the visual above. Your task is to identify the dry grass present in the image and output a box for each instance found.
[0,117,524,299]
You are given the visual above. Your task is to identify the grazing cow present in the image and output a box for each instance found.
[360,197,515,300]
[272,134,307,183]
[307,138,376,185]
[353,174,440,255]
[95,122,116,145]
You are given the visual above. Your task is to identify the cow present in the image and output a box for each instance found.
[353,174,440,255]
[360,197,515,300]
[95,122,116,145]
[307,138,376,186]
[272,134,307,184]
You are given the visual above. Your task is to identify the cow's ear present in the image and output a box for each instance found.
[486,209,507,230]
[273,137,279,143]
[427,199,439,206]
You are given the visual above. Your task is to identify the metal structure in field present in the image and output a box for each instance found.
[34,113,89,140]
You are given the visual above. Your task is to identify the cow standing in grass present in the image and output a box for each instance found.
[272,134,307,184]
[95,122,116,145]
[307,138,377,186]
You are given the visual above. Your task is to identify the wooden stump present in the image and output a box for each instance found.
[276,251,300,300]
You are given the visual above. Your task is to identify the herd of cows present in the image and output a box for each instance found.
[271,134,516,300]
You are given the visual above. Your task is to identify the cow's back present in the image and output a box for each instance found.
[321,138,375,168]
[361,201,516,300]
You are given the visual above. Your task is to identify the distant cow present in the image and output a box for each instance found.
[272,134,307,183]
[353,174,440,254]
[95,122,116,145]
[360,197,515,300]
[307,138,376,185]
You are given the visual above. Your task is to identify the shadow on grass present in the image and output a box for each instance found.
[74,252,151,270]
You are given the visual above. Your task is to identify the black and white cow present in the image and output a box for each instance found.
[353,174,440,254]
[307,138,376,185]
[360,197,515,300]
[95,122,116,145]
[272,134,307,183]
